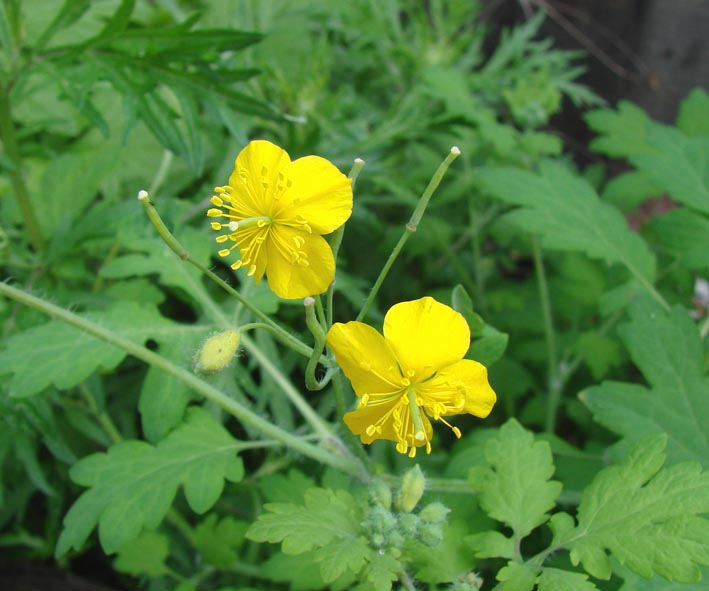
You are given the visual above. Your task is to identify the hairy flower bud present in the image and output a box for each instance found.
[194,329,240,374]
[396,465,425,512]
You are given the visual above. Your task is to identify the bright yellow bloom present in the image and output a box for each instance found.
[207,140,353,299]
[327,297,496,457]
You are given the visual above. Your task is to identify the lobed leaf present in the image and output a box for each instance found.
[477,161,656,283]
[582,298,709,468]
[55,407,244,555]
[558,435,709,582]
[469,419,562,539]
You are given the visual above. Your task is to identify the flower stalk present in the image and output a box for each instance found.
[357,147,460,322]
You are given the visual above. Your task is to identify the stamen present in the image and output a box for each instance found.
[207,208,223,218]
[211,196,224,207]
[211,222,223,231]
[407,389,426,442]
[215,235,229,243]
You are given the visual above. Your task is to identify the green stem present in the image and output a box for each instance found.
[139,191,315,360]
[240,333,334,439]
[357,147,460,322]
[532,237,560,434]
[327,158,366,327]
[79,382,123,445]
[304,297,328,391]
[0,282,365,479]
[0,86,44,251]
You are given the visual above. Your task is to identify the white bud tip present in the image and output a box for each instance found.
[450,146,461,155]
[137,190,149,200]
[228,221,239,231]
[303,296,315,306]
[355,158,365,165]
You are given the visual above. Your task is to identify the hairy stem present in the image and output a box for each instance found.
[0,282,366,479]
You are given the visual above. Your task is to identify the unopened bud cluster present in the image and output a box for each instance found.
[361,466,449,555]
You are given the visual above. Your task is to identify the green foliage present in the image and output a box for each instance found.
[557,435,709,582]
[477,160,656,282]
[469,419,562,539]
[56,407,244,555]
[2,0,709,590]
[582,298,709,467]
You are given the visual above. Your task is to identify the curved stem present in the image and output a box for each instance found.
[0,282,365,479]
[303,297,328,391]
[357,147,460,322]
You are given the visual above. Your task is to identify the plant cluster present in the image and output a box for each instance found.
[1,2,708,591]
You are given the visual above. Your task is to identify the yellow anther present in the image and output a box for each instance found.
[247,265,257,277]
[230,261,243,270]
[207,208,223,218]
[215,235,229,243]
[366,425,377,437]
[218,249,230,257]
[210,196,224,207]
[211,222,222,230]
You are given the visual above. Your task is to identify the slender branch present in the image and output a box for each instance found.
[531,237,560,434]
[138,190,316,360]
[0,282,366,479]
[0,86,44,251]
[327,158,366,327]
[357,147,460,322]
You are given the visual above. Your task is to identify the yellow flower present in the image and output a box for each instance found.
[207,140,353,299]
[327,297,496,457]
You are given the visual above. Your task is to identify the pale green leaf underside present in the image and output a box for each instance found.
[469,419,562,539]
[583,299,709,468]
[477,161,656,282]
[538,567,598,591]
[56,407,244,556]
[563,435,709,582]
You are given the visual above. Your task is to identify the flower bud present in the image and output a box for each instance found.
[396,464,425,512]
[194,329,240,374]
[419,501,450,525]
[370,480,392,510]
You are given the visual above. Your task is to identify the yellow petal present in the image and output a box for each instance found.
[420,359,496,419]
[383,297,470,380]
[327,322,403,399]
[264,226,334,299]
[343,397,401,444]
[229,140,291,213]
[278,155,353,234]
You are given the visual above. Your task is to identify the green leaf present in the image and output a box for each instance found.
[363,550,400,591]
[585,101,653,157]
[537,568,598,591]
[477,161,656,282]
[34,0,91,51]
[601,170,663,212]
[676,88,709,137]
[649,208,709,270]
[497,562,538,591]
[630,124,709,214]
[468,419,562,538]
[560,435,709,582]
[56,407,244,555]
[468,324,509,367]
[451,284,485,336]
[114,530,169,577]
[0,301,201,398]
[582,298,709,468]
[194,514,248,569]
[247,488,362,555]
[466,530,515,559]
[247,487,371,584]
[572,332,622,380]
